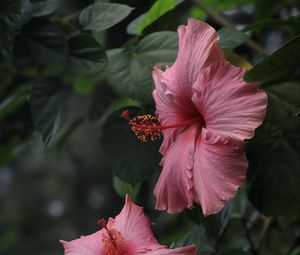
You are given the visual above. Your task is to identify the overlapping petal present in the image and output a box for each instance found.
[113,195,163,253]
[191,60,267,141]
[193,129,248,216]
[160,18,224,101]
[61,230,105,255]
[154,125,199,213]
[152,66,194,154]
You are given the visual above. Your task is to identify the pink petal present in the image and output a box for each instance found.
[152,65,197,155]
[113,195,163,253]
[193,128,248,216]
[154,125,199,213]
[144,245,197,255]
[191,60,267,141]
[161,18,223,101]
[60,230,105,255]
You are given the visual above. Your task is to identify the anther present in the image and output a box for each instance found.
[98,218,108,229]
[98,218,128,254]
[121,110,162,142]
[121,110,201,143]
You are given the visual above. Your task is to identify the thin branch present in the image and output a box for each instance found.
[242,218,259,255]
[215,223,229,252]
[192,0,268,57]
[257,217,273,252]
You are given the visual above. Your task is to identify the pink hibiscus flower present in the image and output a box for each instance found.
[122,19,267,216]
[60,195,196,255]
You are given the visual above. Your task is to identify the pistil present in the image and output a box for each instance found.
[121,110,199,142]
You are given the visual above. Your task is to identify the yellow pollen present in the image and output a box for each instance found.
[121,110,201,142]
[102,228,128,255]
[130,114,162,143]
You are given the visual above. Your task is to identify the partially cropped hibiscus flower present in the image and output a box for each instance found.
[122,19,267,216]
[61,195,196,255]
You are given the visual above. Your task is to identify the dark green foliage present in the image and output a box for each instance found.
[0,86,27,121]
[107,31,178,102]
[217,27,247,49]
[68,34,107,74]
[247,124,300,218]
[127,0,184,35]
[263,81,300,132]
[79,2,133,32]
[171,226,216,254]
[245,35,300,83]
[29,79,69,146]
[14,19,68,66]
[101,107,161,185]
[30,0,60,17]
[245,35,300,220]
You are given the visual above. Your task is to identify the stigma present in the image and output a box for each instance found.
[121,110,162,142]
[98,218,129,255]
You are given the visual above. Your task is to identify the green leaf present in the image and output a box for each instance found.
[244,35,300,83]
[0,0,32,55]
[170,226,216,255]
[101,107,161,185]
[105,98,140,116]
[263,81,300,132]
[107,31,178,102]
[68,34,107,74]
[136,0,179,35]
[217,28,247,49]
[79,2,133,32]
[72,75,99,94]
[113,176,141,201]
[127,0,184,35]
[247,124,300,218]
[29,79,69,146]
[0,86,27,121]
[14,19,68,66]
[52,118,83,150]
[127,13,146,35]
[247,80,300,218]
[31,0,60,17]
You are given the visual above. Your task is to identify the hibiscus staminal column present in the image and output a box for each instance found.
[98,218,128,255]
[121,109,201,142]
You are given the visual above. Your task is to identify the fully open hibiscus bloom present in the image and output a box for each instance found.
[61,195,196,255]
[123,19,267,217]
[152,19,267,216]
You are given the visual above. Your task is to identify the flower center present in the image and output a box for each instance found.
[121,110,200,142]
[98,219,129,255]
